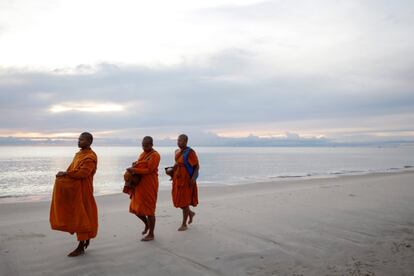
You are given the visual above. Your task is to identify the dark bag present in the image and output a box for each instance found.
[122,170,141,195]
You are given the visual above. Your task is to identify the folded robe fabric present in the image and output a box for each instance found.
[49,149,98,240]
[129,149,160,216]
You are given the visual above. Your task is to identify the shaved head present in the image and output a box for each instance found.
[80,132,93,144]
[78,132,93,149]
[142,136,154,152]
[143,136,153,145]
[178,134,188,142]
[177,134,188,149]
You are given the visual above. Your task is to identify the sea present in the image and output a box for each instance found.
[1,146,413,202]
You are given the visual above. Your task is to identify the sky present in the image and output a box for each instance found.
[0,0,413,145]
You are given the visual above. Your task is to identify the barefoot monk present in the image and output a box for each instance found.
[126,136,160,241]
[50,132,98,257]
[171,134,199,231]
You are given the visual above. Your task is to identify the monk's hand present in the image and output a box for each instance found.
[127,167,134,173]
[190,177,196,186]
[56,171,67,177]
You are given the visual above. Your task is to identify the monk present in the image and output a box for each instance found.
[127,136,160,241]
[171,134,199,231]
[50,132,98,257]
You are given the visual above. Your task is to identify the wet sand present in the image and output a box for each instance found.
[1,171,414,275]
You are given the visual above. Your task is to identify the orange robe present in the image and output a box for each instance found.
[172,148,199,208]
[50,149,98,241]
[129,149,160,216]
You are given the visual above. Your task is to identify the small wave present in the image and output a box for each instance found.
[0,194,50,203]
[271,168,407,180]
[329,170,366,175]
[276,175,307,179]
[0,194,26,199]
[330,172,344,175]
[0,195,15,199]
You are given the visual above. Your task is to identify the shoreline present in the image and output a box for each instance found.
[1,168,414,204]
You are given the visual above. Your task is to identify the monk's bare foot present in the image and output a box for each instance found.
[188,211,195,224]
[142,224,149,235]
[67,248,84,257]
[84,239,90,249]
[178,225,188,231]
[141,234,154,241]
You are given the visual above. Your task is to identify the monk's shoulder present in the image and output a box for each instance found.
[84,149,97,162]
[152,150,161,159]
[189,148,198,157]
[188,148,199,165]
[90,150,98,160]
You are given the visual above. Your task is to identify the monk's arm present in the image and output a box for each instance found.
[65,159,96,179]
[132,154,160,175]
[189,150,200,183]
[191,164,200,181]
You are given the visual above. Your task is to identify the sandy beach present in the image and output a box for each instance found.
[1,171,413,276]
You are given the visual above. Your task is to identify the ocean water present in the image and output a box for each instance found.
[0,146,413,202]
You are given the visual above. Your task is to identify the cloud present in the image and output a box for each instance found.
[0,47,413,144]
[49,102,126,113]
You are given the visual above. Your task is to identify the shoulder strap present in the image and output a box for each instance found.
[145,150,155,161]
[183,147,194,177]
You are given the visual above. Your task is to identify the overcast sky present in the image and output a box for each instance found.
[0,0,413,144]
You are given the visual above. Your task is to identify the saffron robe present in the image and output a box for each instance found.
[50,148,98,241]
[172,148,199,208]
[129,150,160,216]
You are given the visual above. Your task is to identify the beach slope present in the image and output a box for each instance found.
[1,171,414,275]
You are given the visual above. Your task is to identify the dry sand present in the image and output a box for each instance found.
[1,171,414,276]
